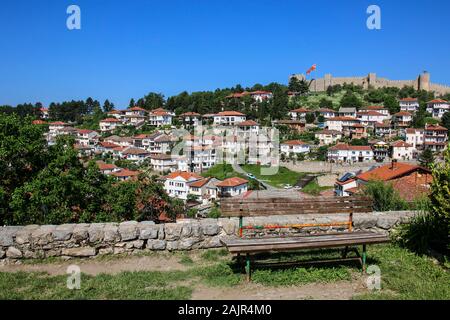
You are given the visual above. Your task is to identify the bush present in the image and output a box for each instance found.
[363,180,409,211]
[392,213,448,255]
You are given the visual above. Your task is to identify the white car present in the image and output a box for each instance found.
[246,173,256,179]
[283,184,293,190]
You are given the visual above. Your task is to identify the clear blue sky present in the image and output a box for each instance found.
[1,0,449,107]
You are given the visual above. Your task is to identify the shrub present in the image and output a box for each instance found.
[363,180,409,211]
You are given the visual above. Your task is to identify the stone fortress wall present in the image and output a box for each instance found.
[0,211,418,261]
[290,71,450,95]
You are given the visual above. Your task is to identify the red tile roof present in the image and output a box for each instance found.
[189,177,211,188]
[282,140,309,146]
[425,124,448,132]
[180,112,201,117]
[101,118,122,123]
[427,99,448,104]
[327,117,359,121]
[394,111,412,117]
[290,108,310,113]
[216,177,248,187]
[400,98,418,102]
[111,169,141,178]
[32,120,46,125]
[216,111,246,116]
[49,121,67,125]
[328,143,371,151]
[127,107,147,112]
[97,162,118,171]
[99,141,120,148]
[391,140,413,148]
[166,171,203,181]
[356,162,430,182]
[237,120,259,126]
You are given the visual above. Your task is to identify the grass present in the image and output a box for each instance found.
[201,164,238,180]
[301,180,333,196]
[241,164,306,188]
[0,244,448,299]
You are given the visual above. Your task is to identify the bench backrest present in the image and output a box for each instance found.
[220,196,373,236]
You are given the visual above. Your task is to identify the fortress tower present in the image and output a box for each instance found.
[418,71,430,91]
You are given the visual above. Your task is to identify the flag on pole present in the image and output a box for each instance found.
[306,64,317,75]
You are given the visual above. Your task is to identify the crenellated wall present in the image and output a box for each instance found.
[0,211,419,261]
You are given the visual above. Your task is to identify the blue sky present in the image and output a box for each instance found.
[1,0,449,107]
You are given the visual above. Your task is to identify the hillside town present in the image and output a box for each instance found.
[22,85,448,217]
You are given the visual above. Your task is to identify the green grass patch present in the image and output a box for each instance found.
[201,248,230,261]
[301,180,333,196]
[201,164,237,180]
[355,244,450,300]
[241,164,306,188]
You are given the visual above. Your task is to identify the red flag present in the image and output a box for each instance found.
[306,64,317,75]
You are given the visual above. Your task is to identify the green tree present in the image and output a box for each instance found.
[103,99,114,113]
[428,145,450,244]
[418,148,435,169]
[340,91,362,109]
[384,95,400,114]
[441,112,450,130]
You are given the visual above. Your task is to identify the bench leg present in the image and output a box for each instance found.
[341,246,349,259]
[362,245,367,273]
[245,254,251,282]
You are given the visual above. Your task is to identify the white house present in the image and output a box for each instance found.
[150,154,177,172]
[236,120,260,137]
[426,99,449,119]
[216,177,249,198]
[99,118,123,132]
[164,171,203,200]
[315,130,343,146]
[338,107,357,118]
[390,140,414,160]
[40,108,49,119]
[213,111,246,126]
[360,106,391,118]
[148,109,173,127]
[327,144,374,163]
[393,111,413,128]
[325,117,360,132]
[334,178,358,197]
[357,111,387,127]
[110,169,141,181]
[76,129,99,147]
[179,112,201,126]
[280,140,310,155]
[121,147,151,163]
[374,122,394,137]
[405,128,424,151]
[399,98,420,113]
[423,124,448,152]
[318,108,336,119]
[289,108,310,120]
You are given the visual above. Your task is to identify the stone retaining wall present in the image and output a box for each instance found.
[0,211,418,261]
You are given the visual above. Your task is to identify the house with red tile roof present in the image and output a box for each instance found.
[148,109,173,127]
[213,111,246,126]
[39,107,49,119]
[216,177,249,198]
[399,98,419,113]
[315,129,343,146]
[327,143,374,163]
[424,124,448,152]
[111,169,141,181]
[289,107,311,120]
[179,112,201,126]
[426,99,449,119]
[393,111,413,128]
[163,171,204,200]
[280,140,310,155]
[355,162,432,201]
[335,161,433,202]
[99,118,123,132]
[390,140,414,160]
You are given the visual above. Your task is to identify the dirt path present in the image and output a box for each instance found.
[192,278,366,300]
[0,254,188,276]
[0,253,368,300]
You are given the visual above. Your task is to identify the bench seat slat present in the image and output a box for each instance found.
[220,232,389,254]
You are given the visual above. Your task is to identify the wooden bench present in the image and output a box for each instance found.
[220,196,390,281]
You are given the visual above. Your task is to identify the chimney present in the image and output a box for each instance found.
[391,159,398,170]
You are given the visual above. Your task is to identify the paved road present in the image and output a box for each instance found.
[232,163,278,191]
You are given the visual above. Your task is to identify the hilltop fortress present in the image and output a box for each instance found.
[290,71,450,95]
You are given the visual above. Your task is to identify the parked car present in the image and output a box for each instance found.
[283,184,293,190]
[246,173,256,179]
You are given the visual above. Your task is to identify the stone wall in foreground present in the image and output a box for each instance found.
[0,211,418,261]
